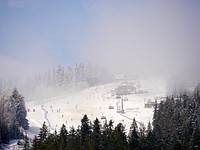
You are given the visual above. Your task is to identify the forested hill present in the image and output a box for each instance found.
[30,88,200,150]
[0,64,113,102]
[153,93,200,149]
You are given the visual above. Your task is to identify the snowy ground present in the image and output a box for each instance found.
[26,76,167,137]
[1,139,24,150]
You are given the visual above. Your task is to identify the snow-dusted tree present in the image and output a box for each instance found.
[0,92,11,143]
[55,65,64,88]
[23,133,30,150]
[63,67,74,88]
[34,121,49,150]
[145,121,155,150]
[44,69,52,87]
[75,64,86,82]
[74,64,88,88]
[10,88,29,130]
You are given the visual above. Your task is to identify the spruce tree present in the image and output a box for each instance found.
[101,120,115,150]
[145,122,155,150]
[68,126,81,149]
[0,94,11,143]
[59,124,68,150]
[23,133,30,150]
[113,123,127,150]
[92,118,101,150]
[80,114,91,149]
[32,136,40,150]
[10,88,29,130]
[152,101,164,150]
[37,122,48,149]
[128,118,140,150]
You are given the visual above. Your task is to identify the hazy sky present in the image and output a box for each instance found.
[0,0,200,78]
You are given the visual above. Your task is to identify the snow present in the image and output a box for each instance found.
[1,139,24,150]
[26,76,167,136]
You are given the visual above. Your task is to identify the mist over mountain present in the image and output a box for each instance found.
[0,0,200,80]
[1,1,200,148]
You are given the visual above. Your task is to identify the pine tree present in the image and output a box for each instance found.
[56,65,64,88]
[113,123,127,150]
[32,136,40,150]
[101,120,115,150]
[0,93,11,144]
[37,122,48,149]
[52,130,59,149]
[152,101,164,150]
[23,133,30,150]
[10,88,29,130]
[128,118,140,150]
[91,118,101,150]
[145,122,155,150]
[68,126,81,149]
[0,123,10,144]
[10,119,22,139]
[80,114,91,149]
[59,124,68,150]
[162,97,175,149]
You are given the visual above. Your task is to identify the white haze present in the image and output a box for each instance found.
[0,0,200,79]
[79,1,200,76]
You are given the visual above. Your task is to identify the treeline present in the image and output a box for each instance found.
[0,88,29,144]
[0,64,113,102]
[30,89,200,150]
[31,115,151,150]
[152,92,200,149]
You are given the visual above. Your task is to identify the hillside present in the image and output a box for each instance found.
[26,76,167,138]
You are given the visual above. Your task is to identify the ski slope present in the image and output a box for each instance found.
[26,76,167,136]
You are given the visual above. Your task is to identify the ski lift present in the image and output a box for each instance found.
[101,116,106,120]
[109,105,114,109]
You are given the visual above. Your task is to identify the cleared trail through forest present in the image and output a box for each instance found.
[41,105,52,130]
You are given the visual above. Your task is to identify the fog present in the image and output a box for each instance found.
[0,0,200,79]
[81,0,200,76]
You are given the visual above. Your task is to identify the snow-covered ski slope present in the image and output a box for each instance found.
[26,76,167,136]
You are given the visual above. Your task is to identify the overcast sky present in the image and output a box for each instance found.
[0,0,200,78]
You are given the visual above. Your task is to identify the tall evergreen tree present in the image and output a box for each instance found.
[80,114,91,149]
[113,123,127,150]
[37,122,48,149]
[23,133,30,150]
[59,124,68,150]
[0,93,11,144]
[10,88,29,130]
[32,136,40,150]
[91,118,101,150]
[152,101,164,150]
[145,122,155,150]
[68,126,81,149]
[129,118,140,150]
[0,89,28,144]
[101,120,115,150]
